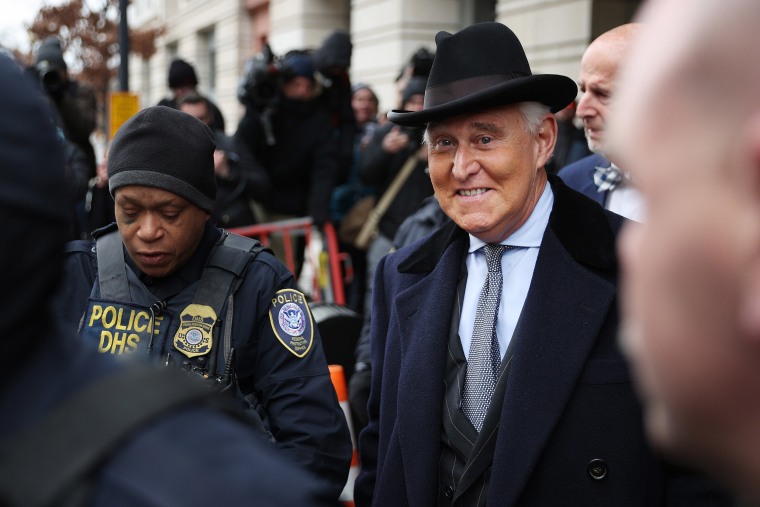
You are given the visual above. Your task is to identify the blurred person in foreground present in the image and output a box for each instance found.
[610,0,760,504]
[354,21,730,507]
[0,53,336,507]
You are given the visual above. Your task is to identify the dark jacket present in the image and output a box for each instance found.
[355,176,730,506]
[360,122,433,239]
[234,98,339,224]
[558,153,610,206]
[210,130,257,228]
[314,31,355,183]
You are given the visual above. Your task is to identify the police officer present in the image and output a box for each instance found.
[53,105,352,499]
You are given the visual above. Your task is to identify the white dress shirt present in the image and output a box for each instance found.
[605,164,646,222]
[459,183,553,361]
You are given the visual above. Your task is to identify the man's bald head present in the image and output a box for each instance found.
[576,23,642,158]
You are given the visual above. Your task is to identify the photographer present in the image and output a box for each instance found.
[158,58,226,133]
[234,50,339,227]
[35,37,97,178]
[178,93,258,227]
[313,30,355,183]
[31,38,98,239]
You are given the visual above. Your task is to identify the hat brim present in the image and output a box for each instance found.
[387,74,577,127]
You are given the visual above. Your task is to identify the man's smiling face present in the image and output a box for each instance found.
[426,103,555,243]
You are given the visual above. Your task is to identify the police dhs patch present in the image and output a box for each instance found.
[173,304,216,358]
[269,289,314,358]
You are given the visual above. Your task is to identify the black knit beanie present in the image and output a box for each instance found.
[36,37,67,70]
[168,58,198,88]
[402,76,428,104]
[108,106,217,212]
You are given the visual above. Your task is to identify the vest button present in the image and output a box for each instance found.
[587,458,608,480]
[443,485,455,498]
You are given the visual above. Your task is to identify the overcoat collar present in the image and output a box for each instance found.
[398,175,617,275]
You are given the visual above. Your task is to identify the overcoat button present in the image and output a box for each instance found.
[444,485,455,498]
[588,458,608,480]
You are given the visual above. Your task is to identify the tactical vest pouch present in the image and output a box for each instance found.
[80,299,173,357]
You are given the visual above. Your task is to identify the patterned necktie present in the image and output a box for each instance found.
[462,243,514,432]
[593,164,624,193]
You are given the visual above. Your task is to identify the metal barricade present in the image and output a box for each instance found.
[230,218,351,306]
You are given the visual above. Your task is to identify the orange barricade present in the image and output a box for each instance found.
[230,218,351,306]
[330,364,359,507]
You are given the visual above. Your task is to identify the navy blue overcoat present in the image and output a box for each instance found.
[355,176,727,506]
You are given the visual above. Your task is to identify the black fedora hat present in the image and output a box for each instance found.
[388,22,577,126]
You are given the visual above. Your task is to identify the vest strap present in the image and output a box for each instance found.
[96,230,131,301]
[194,232,265,317]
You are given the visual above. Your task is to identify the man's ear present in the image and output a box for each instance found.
[536,114,557,170]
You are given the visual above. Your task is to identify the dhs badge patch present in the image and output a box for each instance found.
[269,289,314,358]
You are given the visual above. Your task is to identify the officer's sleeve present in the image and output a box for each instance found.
[233,256,352,500]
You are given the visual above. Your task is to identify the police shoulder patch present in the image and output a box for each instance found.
[268,289,314,358]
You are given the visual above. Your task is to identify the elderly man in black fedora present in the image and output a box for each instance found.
[354,22,731,506]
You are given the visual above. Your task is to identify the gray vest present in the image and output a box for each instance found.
[438,270,514,506]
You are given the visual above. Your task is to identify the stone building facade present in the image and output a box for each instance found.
[128,0,640,134]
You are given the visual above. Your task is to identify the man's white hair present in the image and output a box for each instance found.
[422,101,550,144]
[518,102,551,135]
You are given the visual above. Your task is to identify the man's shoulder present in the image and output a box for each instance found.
[64,239,96,255]
[558,153,608,179]
[62,239,97,275]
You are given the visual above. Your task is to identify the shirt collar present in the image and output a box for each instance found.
[468,182,553,253]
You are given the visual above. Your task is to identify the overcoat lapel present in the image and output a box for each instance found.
[394,230,468,506]
[487,227,616,505]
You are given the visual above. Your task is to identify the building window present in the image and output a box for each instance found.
[198,27,217,99]
[141,57,151,103]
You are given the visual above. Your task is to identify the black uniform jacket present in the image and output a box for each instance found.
[54,221,351,498]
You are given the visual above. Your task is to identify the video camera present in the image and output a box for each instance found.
[237,43,282,112]
[35,60,65,97]
[409,47,434,78]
